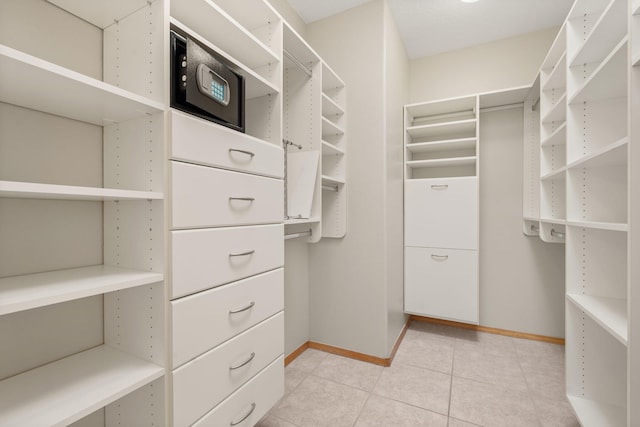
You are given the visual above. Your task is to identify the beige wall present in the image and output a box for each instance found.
[410,28,558,103]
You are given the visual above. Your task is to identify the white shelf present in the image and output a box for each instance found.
[322,116,345,137]
[541,122,567,147]
[541,23,567,70]
[322,175,345,187]
[0,345,164,427]
[0,181,163,201]
[542,51,567,91]
[567,138,628,170]
[322,93,344,117]
[0,266,163,316]
[540,93,567,124]
[567,396,626,427]
[46,0,150,29]
[567,294,627,344]
[540,218,567,225]
[569,38,628,105]
[541,167,567,181]
[0,44,163,126]
[170,0,279,71]
[284,23,319,70]
[322,62,345,92]
[170,18,279,99]
[322,140,345,156]
[568,0,627,67]
[406,137,476,154]
[566,220,628,232]
[634,0,640,15]
[524,216,540,222]
[214,0,280,36]
[406,119,476,140]
[406,156,476,169]
[284,217,320,225]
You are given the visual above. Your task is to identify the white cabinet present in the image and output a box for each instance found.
[404,247,478,324]
[404,177,478,250]
[404,97,480,324]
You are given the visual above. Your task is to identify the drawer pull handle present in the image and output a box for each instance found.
[229,197,255,202]
[430,184,449,190]
[230,402,256,426]
[229,301,255,314]
[229,148,255,158]
[229,352,256,370]
[431,254,449,261]
[229,250,255,257]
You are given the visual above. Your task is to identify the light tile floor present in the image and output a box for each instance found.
[257,321,579,427]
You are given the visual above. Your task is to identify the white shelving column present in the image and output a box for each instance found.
[565,0,630,424]
[0,1,166,425]
[523,76,542,236]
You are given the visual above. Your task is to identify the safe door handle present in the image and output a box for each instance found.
[229,352,256,370]
[229,301,255,314]
[228,148,255,158]
[229,250,255,257]
[430,184,449,190]
[431,254,449,261]
[230,402,256,426]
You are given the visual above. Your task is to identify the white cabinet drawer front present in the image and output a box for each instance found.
[171,224,284,298]
[192,355,284,427]
[171,268,284,368]
[405,177,478,250]
[173,313,284,427]
[170,110,284,179]
[405,247,478,324]
[171,161,283,228]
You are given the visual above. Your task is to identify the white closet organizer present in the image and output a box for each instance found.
[404,96,480,324]
[282,24,348,242]
[564,0,630,424]
[523,76,542,237]
[167,1,285,425]
[0,0,165,425]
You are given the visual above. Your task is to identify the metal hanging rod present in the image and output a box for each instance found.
[532,97,541,111]
[550,229,565,239]
[530,224,540,233]
[285,229,312,240]
[283,138,302,150]
[322,184,339,192]
[284,49,313,78]
[480,102,524,113]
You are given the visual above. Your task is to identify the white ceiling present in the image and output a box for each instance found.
[285,0,574,59]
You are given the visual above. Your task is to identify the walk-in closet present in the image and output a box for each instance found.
[0,0,637,426]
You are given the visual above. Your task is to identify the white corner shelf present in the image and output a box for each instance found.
[569,38,628,105]
[170,0,279,71]
[406,119,476,140]
[542,52,567,91]
[406,157,476,169]
[406,137,476,154]
[567,294,627,345]
[567,396,626,427]
[322,175,345,187]
[0,44,163,126]
[284,217,320,225]
[566,220,628,232]
[45,0,151,29]
[0,345,164,427]
[170,18,279,99]
[541,167,567,181]
[566,138,628,170]
[0,266,163,316]
[322,140,345,156]
[540,93,567,124]
[322,62,345,92]
[541,122,567,147]
[322,116,345,137]
[322,93,344,117]
[0,181,163,201]
[568,0,627,67]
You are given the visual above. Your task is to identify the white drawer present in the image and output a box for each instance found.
[192,355,284,427]
[171,224,284,299]
[405,177,478,250]
[170,110,284,179]
[404,246,478,324]
[171,268,284,368]
[171,161,283,229]
[172,313,284,427]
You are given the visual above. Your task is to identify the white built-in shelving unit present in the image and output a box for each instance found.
[564,0,631,424]
[0,0,166,425]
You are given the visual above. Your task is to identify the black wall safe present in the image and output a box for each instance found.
[170,27,245,132]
